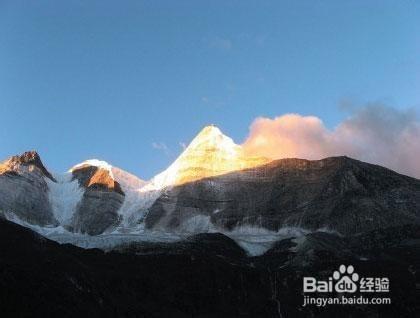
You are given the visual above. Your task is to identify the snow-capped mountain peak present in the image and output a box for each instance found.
[70,159,114,177]
[143,125,269,191]
[186,125,241,158]
[69,159,145,192]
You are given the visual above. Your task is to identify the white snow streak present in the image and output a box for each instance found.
[46,173,84,225]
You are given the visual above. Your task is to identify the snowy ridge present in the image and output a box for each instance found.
[111,166,145,192]
[71,159,115,178]
[70,160,146,192]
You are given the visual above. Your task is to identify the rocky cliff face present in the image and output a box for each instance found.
[145,156,420,235]
[0,151,57,226]
[69,163,125,235]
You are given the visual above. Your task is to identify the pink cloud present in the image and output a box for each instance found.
[242,104,420,178]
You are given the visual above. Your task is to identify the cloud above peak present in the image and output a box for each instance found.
[242,104,420,178]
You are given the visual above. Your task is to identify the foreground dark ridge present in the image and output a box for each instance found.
[0,218,419,317]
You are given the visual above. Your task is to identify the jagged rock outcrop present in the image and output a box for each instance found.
[145,156,420,235]
[0,151,57,226]
[69,164,125,235]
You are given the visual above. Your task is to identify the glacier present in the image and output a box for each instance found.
[46,173,84,225]
[5,209,309,256]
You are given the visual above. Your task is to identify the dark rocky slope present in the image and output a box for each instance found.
[70,164,125,235]
[146,156,420,235]
[0,218,419,317]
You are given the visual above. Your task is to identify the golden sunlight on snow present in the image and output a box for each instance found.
[143,125,270,190]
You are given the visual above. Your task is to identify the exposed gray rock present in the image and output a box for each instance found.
[145,156,420,235]
[0,151,57,226]
[69,165,125,235]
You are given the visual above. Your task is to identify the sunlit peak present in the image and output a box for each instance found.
[143,125,270,191]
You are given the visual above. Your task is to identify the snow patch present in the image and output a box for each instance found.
[224,225,308,256]
[233,240,274,257]
[316,226,343,236]
[47,231,183,250]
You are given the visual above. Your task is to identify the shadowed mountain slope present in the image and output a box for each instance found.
[146,156,420,235]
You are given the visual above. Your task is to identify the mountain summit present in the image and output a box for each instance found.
[144,125,269,190]
[0,151,55,181]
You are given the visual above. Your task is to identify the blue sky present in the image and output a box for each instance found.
[0,1,419,179]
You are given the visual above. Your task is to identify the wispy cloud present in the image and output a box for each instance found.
[209,36,232,51]
[152,142,170,156]
[242,103,420,178]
